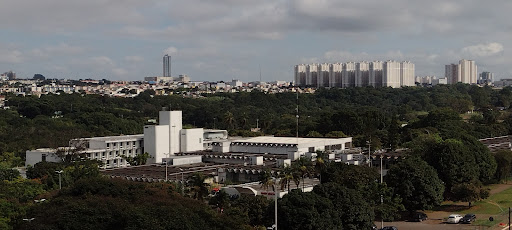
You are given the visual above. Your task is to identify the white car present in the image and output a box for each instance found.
[447,214,463,223]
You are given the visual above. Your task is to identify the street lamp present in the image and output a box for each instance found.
[22,218,35,223]
[271,177,279,230]
[179,168,184,196]
[163,153,170,182]
[55,170,63,189]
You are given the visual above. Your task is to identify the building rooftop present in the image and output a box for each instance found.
[230,136,351,146]
[80,134,144,142]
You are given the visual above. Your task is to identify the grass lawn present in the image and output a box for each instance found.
[432,185,512,229]
[470,186,512,215]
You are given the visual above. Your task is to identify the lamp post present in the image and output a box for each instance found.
[165,160,168,182]
[366,139,372,167]
[271,177,279,230]
[22,218,35,223]
[55,170,63,189]
[179,168,184,196]
[380,154,384,229]
[163,153,170,182]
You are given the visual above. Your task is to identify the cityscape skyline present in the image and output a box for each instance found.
[0,0,510,81]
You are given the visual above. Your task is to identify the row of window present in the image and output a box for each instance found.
[106,140,144,148]
[87,148,143,159]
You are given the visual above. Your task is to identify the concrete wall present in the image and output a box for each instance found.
[180,128,204,152]
[144,125,169,164]
[25,149,61,167]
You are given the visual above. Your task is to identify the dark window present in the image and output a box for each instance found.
[42,154,47,162]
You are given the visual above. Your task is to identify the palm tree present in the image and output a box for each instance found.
[224,111,235,130]
[314,151,328,183]
[259,169,274,195]
[292,156,313,191]
[188,172,210,201]
[279,166,294,192]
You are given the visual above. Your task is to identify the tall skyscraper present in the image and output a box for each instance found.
[163,54,171,77]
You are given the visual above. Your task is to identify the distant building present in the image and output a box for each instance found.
[144,76,174,83]
[163,54,171,77]
[478,72,494,85]
[6,71,16,80]
[494,79,512,88]
[445,59,477,84]
[295,61,414,88]
[178,74,190,83]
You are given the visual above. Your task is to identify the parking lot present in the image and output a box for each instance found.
[376,220,491,230]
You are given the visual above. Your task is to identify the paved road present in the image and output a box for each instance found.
[376,220,490,230]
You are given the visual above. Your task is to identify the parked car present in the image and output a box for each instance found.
[410,212,428,222]
[460,214,476,224]
[447,214,463,224]
[380,227,398,230]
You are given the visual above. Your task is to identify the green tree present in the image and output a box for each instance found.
[259,169,275,194]
[414,137,479,198]
[279,166,294,192]
[313,183,375,230]
[0,164,21,181]
[494,150,512,182]
[324,131,347,138]
[451,182,489,207]
[386,157,445,212]
[278,190,338,230]
[121,152,150,166]
[188,172,210,201]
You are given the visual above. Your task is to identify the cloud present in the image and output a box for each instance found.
[124,56,144,62]
[0,48,24,64]
[0,0,153,32]
[31,43,85,59]
[164,47,178,55]
[89,56,115,67]
[462,42,504,57]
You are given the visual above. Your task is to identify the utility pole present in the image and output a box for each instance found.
[55,170,63,189]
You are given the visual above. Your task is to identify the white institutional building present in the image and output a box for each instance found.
[445,59,478,84]
[295,60,415,88]
[26,110,353,168]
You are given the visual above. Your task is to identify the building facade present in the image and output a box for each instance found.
[445,59,477,84]
[163,54,171,77]
[295,60,414,88]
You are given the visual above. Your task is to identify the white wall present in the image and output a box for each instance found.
[25,149,61,167]
[180,128,204,152]
[144,125,169,164]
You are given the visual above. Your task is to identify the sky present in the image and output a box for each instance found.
[0,0,510,82]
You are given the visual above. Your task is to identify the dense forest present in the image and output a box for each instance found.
[2,84,512,158]
[3,84,512,229]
